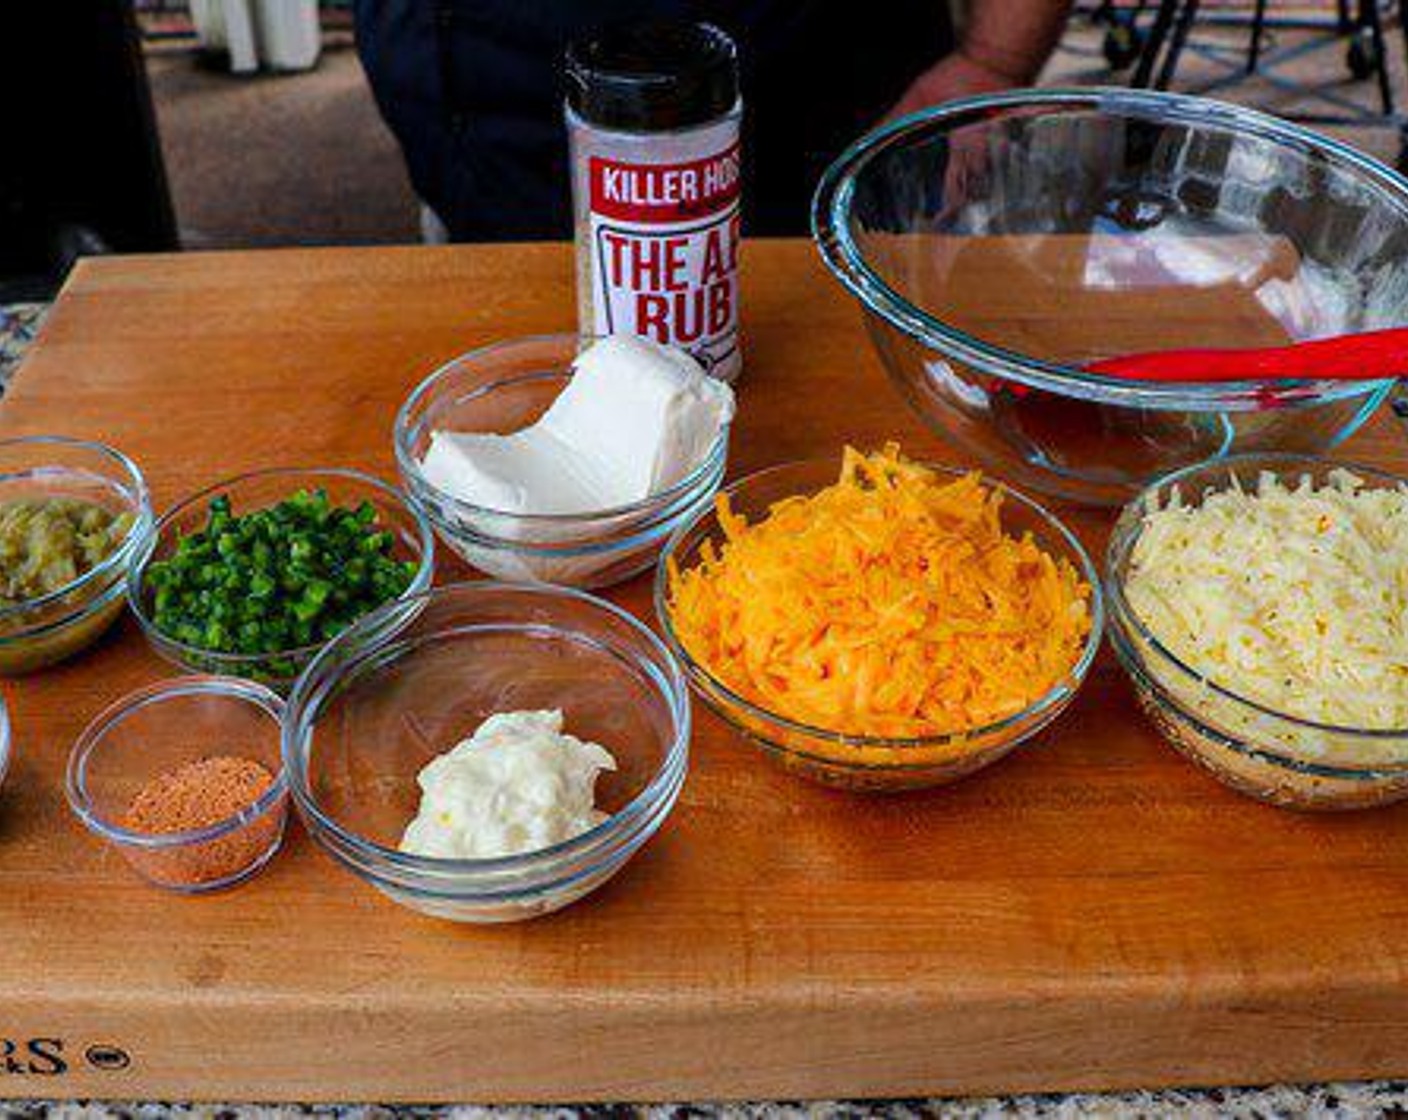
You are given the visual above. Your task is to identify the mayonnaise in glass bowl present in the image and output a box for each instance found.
[282,580,690,923]
[394,334,729,590]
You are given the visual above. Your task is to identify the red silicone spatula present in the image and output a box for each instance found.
[1085,326,1408,383]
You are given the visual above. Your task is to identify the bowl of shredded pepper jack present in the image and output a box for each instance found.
[128,468,434,689]
[656,444,1101,790]
[1106,452,1408,811]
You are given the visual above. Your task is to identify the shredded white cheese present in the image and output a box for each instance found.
[1126,469,1408,742]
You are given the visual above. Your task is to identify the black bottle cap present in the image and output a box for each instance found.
[566,21,739,133]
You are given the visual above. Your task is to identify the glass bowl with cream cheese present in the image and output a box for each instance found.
[394,333,732,590]
[282,580,690,923]
[1106,452,1408,810]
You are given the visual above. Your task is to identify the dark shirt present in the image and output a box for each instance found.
[354,0,953,240]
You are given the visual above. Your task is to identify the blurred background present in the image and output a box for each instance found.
[1,0,1405,373]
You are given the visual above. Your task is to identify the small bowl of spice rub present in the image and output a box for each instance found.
[1107,453,1408,810]
[282,581,690,922]
[66,676,288,892]
[658,444,1101,791]
[128,467,434,688]
[0,435,152,674]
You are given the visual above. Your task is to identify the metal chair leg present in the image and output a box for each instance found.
[1155,0,1202,89]
[1401,0,1408,116]
[1247,0,1268,71]
[1132,0,1182,87]
[1359,0,1395,114]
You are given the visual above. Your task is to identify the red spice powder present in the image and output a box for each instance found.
[123,755,281,888]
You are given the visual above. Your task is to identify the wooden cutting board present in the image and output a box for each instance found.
[2,240,1407,1104]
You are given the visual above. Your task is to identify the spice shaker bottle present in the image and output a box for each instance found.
[566,22,743,383]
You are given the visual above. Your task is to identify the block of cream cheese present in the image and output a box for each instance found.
[420,334,734,516]
[544,335,731,503]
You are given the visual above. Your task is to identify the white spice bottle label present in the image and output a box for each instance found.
[586,143,741,380]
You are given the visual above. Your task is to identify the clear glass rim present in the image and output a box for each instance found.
[0,564,126,647]
[282,579,692,883]
[811,87,1407,410]
[418,454,725,562]
[65,674,288,848]
[1105,450,1408,745]
[653,457,1106,751]
[1109,619,1408,780]
[393,333,731,526]
[0,690,9,788]
[0,435,152,623]
[125,465,436,668]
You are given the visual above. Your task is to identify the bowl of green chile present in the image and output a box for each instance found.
[0,436,153,675]
[128,468,434,688]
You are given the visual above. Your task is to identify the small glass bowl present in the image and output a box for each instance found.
[127,467,435,689]
[0,435,152,674]
[1107,452,1408,810]
[655,459,1104,792]
[283,580,691,923]
[65,676,289,892]
[394,334,729,590]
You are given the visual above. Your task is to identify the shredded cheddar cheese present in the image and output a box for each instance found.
[666,445,1092,738]
[1126,469,1408,735]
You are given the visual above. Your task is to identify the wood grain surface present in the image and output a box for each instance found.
[1,241,1406,1104]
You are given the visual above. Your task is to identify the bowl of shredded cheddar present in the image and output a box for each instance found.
[655,445,1101,791]
[1107,452,1408,811]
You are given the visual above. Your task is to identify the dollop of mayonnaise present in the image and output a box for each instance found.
[399,709,617,860]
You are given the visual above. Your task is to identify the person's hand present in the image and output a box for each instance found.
[885,50,1021,122]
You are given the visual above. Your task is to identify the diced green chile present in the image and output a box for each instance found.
[0,498,134,606]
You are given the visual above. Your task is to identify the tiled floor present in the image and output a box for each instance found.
[145,35,419,249]
[1048,3,1407,166]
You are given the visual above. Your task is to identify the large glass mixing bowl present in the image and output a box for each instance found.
[813,89,1408,504]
